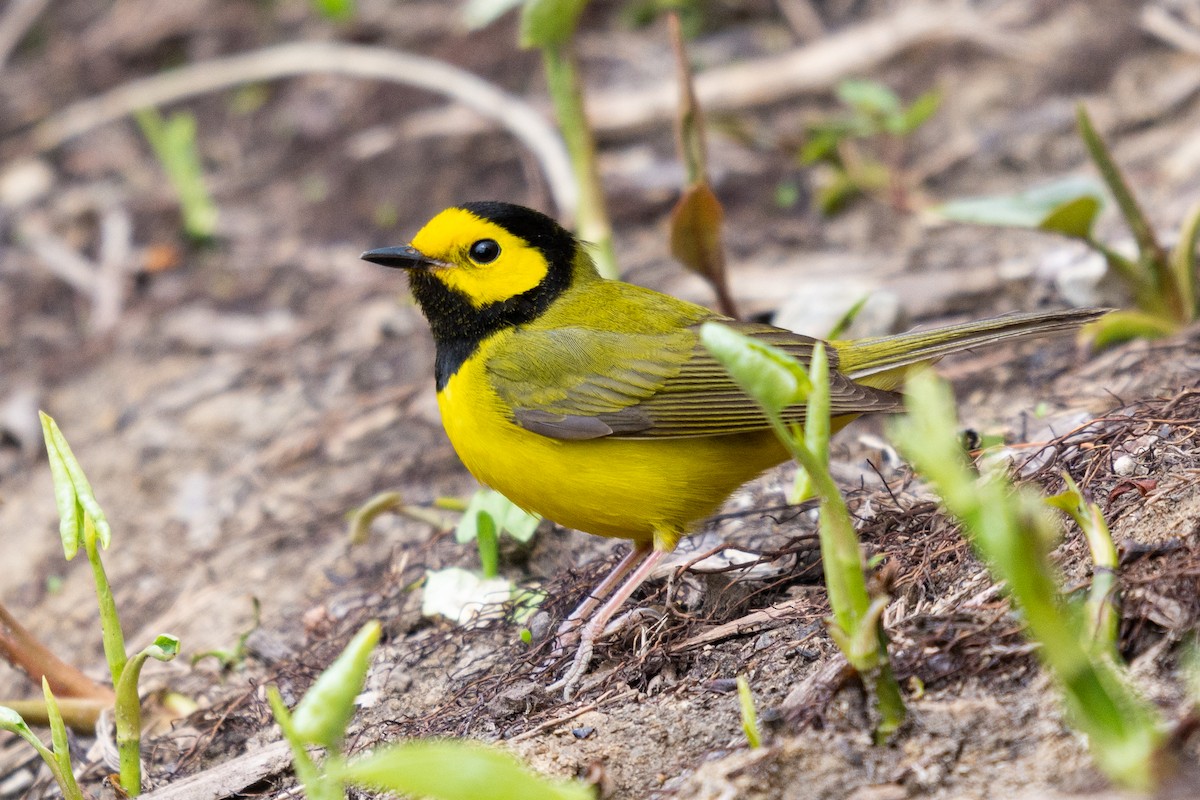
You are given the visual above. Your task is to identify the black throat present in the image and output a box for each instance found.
[409,203,577,391]
[408,270,568,390]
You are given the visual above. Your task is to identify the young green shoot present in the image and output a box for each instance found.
[1045,474,1119,656]
[115,636,181,793]
[736,674,761,749]
[700,323,905,740]
[464,0,616,278]
[418,490,542,626]
[271,619,590,800]
[456,488,541,549]
[192,597,262,671]
[310,0,355,20]
[937,104,1200,346]
[801,78,941,215]
[1,691,84,800]
[338,739,594,800]
[520,0,617,280]
[40,411,181,796]
[890,372,1165,791]
[135,108,218,242]
[347,491,456,545]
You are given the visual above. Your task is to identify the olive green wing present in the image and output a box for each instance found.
[486,321,902,440]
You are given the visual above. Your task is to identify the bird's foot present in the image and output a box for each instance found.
[542,606,664,699]
[545,635,594,700]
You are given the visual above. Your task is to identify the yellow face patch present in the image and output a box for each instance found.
[409,207,551,307]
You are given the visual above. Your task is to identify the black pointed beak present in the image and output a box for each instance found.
[361,244,441,269]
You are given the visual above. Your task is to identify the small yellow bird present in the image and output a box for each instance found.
[363,201,1102,695]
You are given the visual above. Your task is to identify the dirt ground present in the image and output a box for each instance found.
[2,1,1200,798]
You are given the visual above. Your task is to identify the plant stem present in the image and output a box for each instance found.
[1076,105,1182,320]
[84,518,127,686]
[268,686,343,800]
[542,44,617,279]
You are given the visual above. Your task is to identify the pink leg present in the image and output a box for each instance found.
[552,542,651,651]
[547,548,669,699]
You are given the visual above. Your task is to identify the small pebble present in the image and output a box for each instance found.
[571,726,595,739]
[1113,454,1137,476]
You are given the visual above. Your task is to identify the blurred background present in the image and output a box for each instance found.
[1,0,1199,796]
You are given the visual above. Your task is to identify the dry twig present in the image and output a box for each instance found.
[31,42,576,220]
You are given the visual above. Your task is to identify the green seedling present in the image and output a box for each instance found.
[1,682,84,800]
[890,372,1165,791]
[338,739,594,800]
[1046,474,1119,656]
[937,104,1200,346]
[667,11,737,317]
[270,621,381,800]
[736,674,761,749]
[825,294,871,341]
[192,597,262,671]
[701,323,905,741]
[423,490,543,626]
[135,108,218,242]
[465,0,618,280]
[270,620,591,800]
[347,491,454,545]
[115,635,180,788]
[456,488,541,547]
[40,411,180,796]
[310,0,355,20]
[800,78,941,215]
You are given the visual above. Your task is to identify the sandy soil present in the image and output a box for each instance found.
[2,1,1199,798]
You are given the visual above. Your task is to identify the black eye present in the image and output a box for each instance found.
[469,239,501,264]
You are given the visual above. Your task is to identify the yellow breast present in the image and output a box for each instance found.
[437,333,790,546]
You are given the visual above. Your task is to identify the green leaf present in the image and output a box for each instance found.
[800,126,847,165]
[464,0,526,29]
[1086,310,1180,348]
[825,294,870,340]
[42,679,78,799]
[836,79,901,118]
[476,512,499,578]
[737,675,760,749]
[1076,104,1165,266]
[519,0,588,48]
[135,109,218,241]
[815,169,862,216]
[39,412,111,559]
[340,739,593,800]
[1039,195,1103,238]
[893,88,942,134]
[511,587,547,625]
[699,322,811,415]
[147,634,181,661]
[291,621,381,750]
[804,342,830,469]
[935,176,1105,236]
[311,0,354,20]
[456,490,540,545]
[1169,200,1200,318]
[891,371,1164,790]
[0,706,26,731]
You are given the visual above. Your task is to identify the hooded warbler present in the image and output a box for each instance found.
[363,201,1103,695]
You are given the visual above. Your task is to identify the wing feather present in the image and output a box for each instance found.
[489,320,902,440]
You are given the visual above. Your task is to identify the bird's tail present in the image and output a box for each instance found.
[836,308,1108,391]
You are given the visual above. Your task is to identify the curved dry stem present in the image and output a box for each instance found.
[31,41,576,219]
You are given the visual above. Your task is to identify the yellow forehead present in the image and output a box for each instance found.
[410,208,502,259]
[409,207,550,307]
